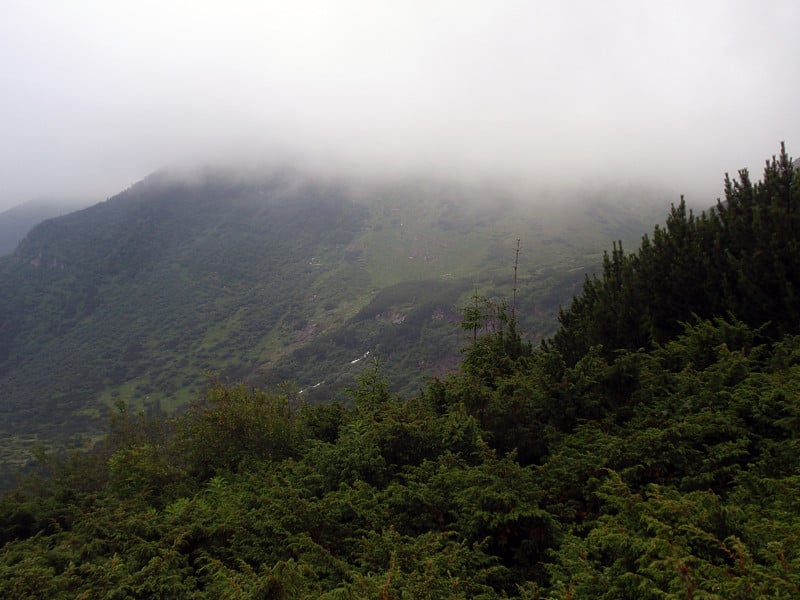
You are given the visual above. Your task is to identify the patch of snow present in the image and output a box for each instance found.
[299,380,325,394]
[350,350,371,364]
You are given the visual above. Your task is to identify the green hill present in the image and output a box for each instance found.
[0,168,665,476]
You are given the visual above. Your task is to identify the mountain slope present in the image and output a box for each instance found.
[1,171,368,455]
[0,168,666,473]
[1,146,798,597]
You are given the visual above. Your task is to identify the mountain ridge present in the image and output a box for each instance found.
[0,168,668,476]
[0,198,90,257]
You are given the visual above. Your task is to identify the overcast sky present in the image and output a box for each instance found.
[1,0,798,211]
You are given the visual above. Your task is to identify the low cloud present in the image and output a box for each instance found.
[1,0,798,210]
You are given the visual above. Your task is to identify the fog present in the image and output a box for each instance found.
[1,0,798,211]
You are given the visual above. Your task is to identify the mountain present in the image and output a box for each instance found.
[0,167,666,478]
[0,199,89,256]
[1,145,798,598]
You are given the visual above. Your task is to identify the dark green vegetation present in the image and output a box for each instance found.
[0,168,662,477]
[552,146,800,365]
[1,146,798,598]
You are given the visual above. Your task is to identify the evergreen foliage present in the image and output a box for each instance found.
[1,145,799,597]
[551,142,800,364]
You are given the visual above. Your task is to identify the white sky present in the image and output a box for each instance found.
[1,0,798,210]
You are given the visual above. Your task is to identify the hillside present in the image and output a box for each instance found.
[0,145,797,598]
[0,169,665,476]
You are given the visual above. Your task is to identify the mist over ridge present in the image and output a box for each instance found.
[0,152,678,479]
[2,1,798,211]
[139,156,685,218]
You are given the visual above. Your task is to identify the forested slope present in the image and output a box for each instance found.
[0,168,661,477]
[1,146,798,598]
